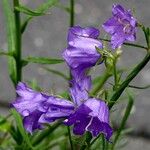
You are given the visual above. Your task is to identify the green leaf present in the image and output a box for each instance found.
[32,120,63,146]
[0,51,14,57]
[21,16,32,33]
[15,5,46,16]
[43,66,69,80]
[0,116,11,132]
[111,91,134,149]
[21,0,58,33]
[36,0,58,13]
[11,109,33,149]
[24,57,64,65]
[2,0,17,86]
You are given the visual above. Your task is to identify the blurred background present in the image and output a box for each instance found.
[0,0,150,149]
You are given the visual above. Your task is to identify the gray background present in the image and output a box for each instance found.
[0,0,150,149]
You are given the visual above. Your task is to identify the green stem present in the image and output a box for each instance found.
[109,52,150,109]
[113,59,118,90]
[91,69,112,95]
[32,120,62,146]
[67,126,74,150]
[100,38,147,50]
[69,0,75,81]
[70,0,75,27]
[111,93,133,150]
[101,134,105,150]
[13,0,22,83]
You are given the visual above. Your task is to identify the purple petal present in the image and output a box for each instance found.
[12,82,75,133]
[111,32,125,49]
[102,17,120,35]
[68,26,100,40]
[103,4,137,49]
[65,98,113,140]
[63,26,102,70]
[64,104,91,135]
[23,110,43,133]
[70,76,91,106]
[87,117,113,140]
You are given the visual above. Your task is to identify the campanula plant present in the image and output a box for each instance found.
[0,0,150,150]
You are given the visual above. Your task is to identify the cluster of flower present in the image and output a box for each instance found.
[12,4,137,141]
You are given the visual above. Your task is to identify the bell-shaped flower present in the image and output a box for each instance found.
[102,4,137,49]
[63,26,103,77]
[12,82,75,133]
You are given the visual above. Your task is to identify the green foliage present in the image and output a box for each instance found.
[21,0,58,33]
[2,0,17,86]
[11,109,33,149]
[23,57,64,65]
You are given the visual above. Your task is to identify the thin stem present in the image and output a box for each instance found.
[70,0,75,27]
[109,52,150,109]
[69,0,75,81]
[13,0,22,83]
[100,38,147,50]
[111,93,133,150]
[91,69,112,95]
[67,126,74,150]
[113,59,118,90]
[90,134,101,147]
[101,134,105,150]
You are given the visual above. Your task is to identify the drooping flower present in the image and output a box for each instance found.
[12,26,112,140]
[63,26,103,77]
[12,82,75,133]
[64,98,113,140]
[102,4,137,49]
[12,82,113,140]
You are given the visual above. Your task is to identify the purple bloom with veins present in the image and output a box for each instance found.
[12,26,112,140]
[102,4,137,49]
[12,82,75,133]
[12,81,112,140]
[64,98,112,140]
[63,26,103,77]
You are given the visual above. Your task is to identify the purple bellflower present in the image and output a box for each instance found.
[102,4,137,49]
[62,26,103,78]
[12,81,112,140]
[12,82,75,133]
[12,26,113,140]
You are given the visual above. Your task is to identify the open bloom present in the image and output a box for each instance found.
[12,26,112,140]
[12,81,112,140]
[63,26,103,77]
[64,98,112,140]
[12,82,75,133]
[102,4,137,49]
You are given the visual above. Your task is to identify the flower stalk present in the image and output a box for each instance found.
[13,0,22,83]
[109,51,150,109]
[111,92,134,150]
[70,0,75,27]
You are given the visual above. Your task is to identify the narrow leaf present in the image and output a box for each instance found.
[43,66,69,80]
[21,0,58,33]
[15,6,46,16]
[36,0,58,13]
[24,57,64,65]
[21,16,32,33]
[0,51,14,57]
[111,91,134,149]
[11,109,33,149]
